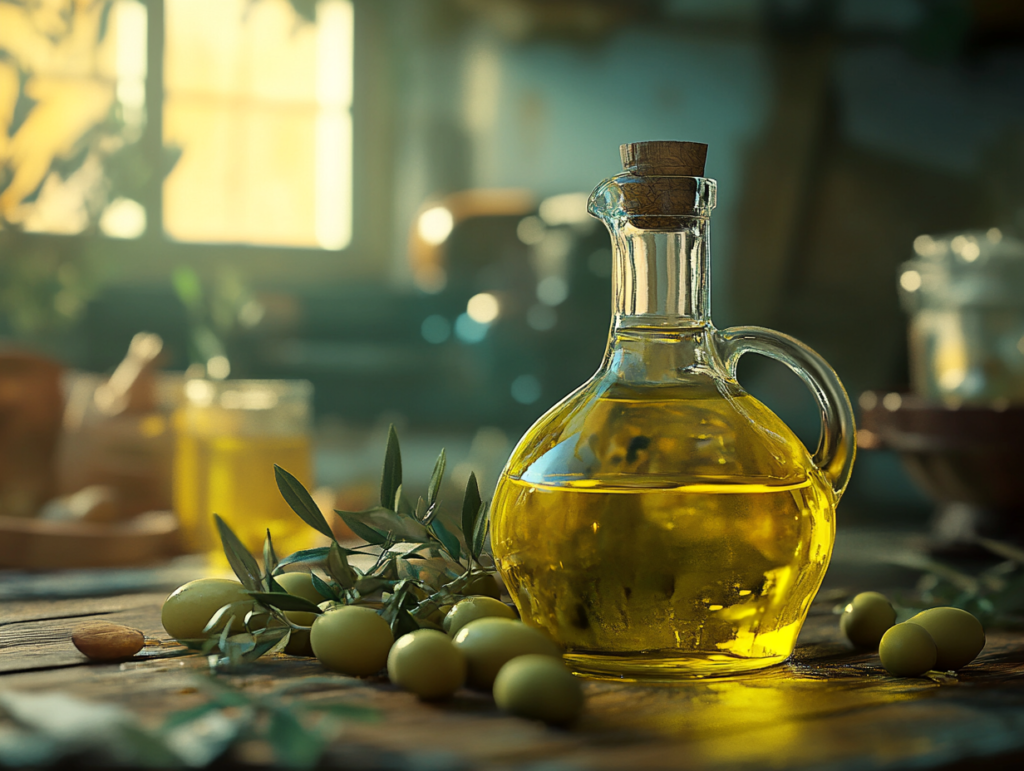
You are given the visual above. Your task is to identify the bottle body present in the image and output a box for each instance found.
[492,361,836,679]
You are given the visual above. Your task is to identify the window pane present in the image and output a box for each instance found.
[0,0,147,236]
[163,0,353,249]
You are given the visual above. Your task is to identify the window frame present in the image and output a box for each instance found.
[8,0,397,289]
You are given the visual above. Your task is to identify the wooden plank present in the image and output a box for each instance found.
[3,592,1024,770]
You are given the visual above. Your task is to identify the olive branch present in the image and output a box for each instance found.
[202,424,497,667]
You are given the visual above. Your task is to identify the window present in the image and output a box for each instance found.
[0,0,354,250]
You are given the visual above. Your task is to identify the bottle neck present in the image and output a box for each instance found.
[600,216,717,384]
[611,216,711,327]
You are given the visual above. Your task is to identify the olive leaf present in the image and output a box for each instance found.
[461,472,482,557]
[275,465,334,540]
[471,502,490,561]
[977,537,1024,564]
[263,530,278,574]
[327,542,357,589]
[395,486,414,517]
[354,576,388,595]
[202,602,253,636]
[214,515,262,592]
[311,572,340,602]
[266,707,326,769]
[336,510,389,546]
[427,448,446,508]
[239,626,290,663]
[430,519,461,563]
[379,424,402,510]
[246,592,322,615]
[274,545,364,574]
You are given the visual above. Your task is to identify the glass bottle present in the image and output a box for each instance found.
[490,141,855,680]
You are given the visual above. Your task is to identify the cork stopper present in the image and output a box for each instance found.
[620,141,708,176]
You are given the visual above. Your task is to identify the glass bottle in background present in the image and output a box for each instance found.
[174,379,316,568]
[490,141,856,680]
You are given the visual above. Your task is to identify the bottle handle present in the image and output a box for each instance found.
[716,326,856,500]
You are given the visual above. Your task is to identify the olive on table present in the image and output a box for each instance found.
[444,596,516,636]
[161,578,256,643]
[452,618,561,690]
[879,623,937,677]
[310,606,394,676]
[840,591,896,649]
[463,573,503,600]
[493,654,584,725]
[275,572,326,606]
[387,629,466,700]
[906,607,985,671]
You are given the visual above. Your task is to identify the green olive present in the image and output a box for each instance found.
[452,618,561,690]
[161,578,255,643]
[310,606,394,676]
[493,654,584,725]
[275,572,325,606]
[906,607,985,670]
[840,591,896,649]
[445,596,516,637]
[879,623,937,677]
[387,629,466,700]
[463,574,503,600]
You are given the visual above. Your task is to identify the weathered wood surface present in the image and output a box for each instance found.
[2,590,1024,769]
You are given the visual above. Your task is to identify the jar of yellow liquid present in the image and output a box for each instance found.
[174,379,316,567]
[490,141,856,680]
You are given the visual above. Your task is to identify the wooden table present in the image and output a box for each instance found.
[3,547,1024,770]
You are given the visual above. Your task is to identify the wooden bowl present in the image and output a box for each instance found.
[0,512,182,570]
[857,391,1024,543]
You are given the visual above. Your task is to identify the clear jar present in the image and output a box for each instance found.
[173,378,316,565]
[899,229,1024,406]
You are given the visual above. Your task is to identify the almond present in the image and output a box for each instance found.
[71,622,145,661]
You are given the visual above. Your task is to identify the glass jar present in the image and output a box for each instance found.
[490,141,855,680]
[174,378,316,566]
[899,229,1024,406]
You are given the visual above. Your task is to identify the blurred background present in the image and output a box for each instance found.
[2,0,1023,533]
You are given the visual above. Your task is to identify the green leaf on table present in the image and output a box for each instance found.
[327,541,357,589]
[203,601,254,636]
[263,530,279,583]
[240,626,290,662]
[214,515,262,592]
[299,702,380,720]
[267,706,326,770]
[337,510,389,546]
[311,571,340,602]
[977,537,1024,564]
[274,545,365,574]
[395,485,414,516]
[275,465,334,540]
[379,424,402,509]
[246,592,322,615]
[354,576,387,595]
[461,472,482,551]
[430,519,460,563]
[427,448,446,508]
[471,502,490,560]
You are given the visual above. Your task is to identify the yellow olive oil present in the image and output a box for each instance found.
[491,385,836,680]
[175,431,316,567]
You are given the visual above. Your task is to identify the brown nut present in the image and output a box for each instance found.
[71,622,145,661]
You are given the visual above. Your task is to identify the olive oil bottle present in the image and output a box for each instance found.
[490,142,855,680]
